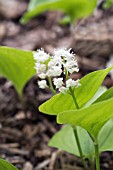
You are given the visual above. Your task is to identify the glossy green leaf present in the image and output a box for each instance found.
[57,97,113,139]
[0,159,18,170]
[49,125,94,159]
[0,46,35,96]
[39,67,113,115]
[20,0,97,24]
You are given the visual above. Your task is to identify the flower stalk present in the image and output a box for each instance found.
[34,48,87,169]
[48,77,56,95]
[69,87,88,170]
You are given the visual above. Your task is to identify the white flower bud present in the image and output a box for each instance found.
[75,79,81,88]
[66,79,77,88]
[38,80,48,89]
[66,79,81,88]
[34,49,50,63]
[39,73,46,79]
[59,86,69,94]
[53,78,63,88]
[48,58,62,68]
[46,66,62,77]
[54,48,74,61]
[35,63,46,75]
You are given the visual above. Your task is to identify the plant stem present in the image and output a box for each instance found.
[69,87,79,109]
[94,142,100,170]
[48,77,56,95]
[90,158,95,170]
[69,87,88,170]
[73,126,88,170]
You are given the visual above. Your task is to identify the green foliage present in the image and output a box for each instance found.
[20,0,97,24]
[28,0,54,11]
[0,46,35,96]
[57,97,113,139]
[103,0,113,9]
[0,159,18,170]
[83,86,107,107]
[49,125,94,159]
[49,117,113,159]
[94,86,113,104]
[39,67,113,115]
[99,118,113,152]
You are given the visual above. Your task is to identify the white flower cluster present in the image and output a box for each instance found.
[34,48,80,93]
[53,78,81,94]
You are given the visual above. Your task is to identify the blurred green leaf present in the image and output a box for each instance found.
[0,46,35,96]
[39,67,113,115]
[0,159,18,170]
[103,0,113,9]
[21,0,97,24]
[28,0,55,11]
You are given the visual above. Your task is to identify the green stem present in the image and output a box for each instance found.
[90,158,95,170]
[48,77,56,95]
[94,142,100,170]
[73,126,88,170]
[69,87,79,109]
[69,87,88,170]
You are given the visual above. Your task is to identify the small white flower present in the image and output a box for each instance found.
[46,66,62,77]
[48,57,62,68]
[53,78,63,88]
[59,86,69,94]
[46,69,53,77]
[39,73,46,79]
[64,60,79,74]
[75,79,81,88]
[38,80,48,89]
[54,48,74,61]
[34,49,50,63]
[52,66,62,76]
[35,63,46,75]
[66,79,77,88]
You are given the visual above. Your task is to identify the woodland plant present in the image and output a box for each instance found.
[1,46,113,170]
[34,48,113,170]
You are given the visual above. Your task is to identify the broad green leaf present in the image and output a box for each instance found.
[39,67,113,115]
[99,118,113,152]
[49,118,113,159]
[49,125,94,159]
[94,86,113,104]
[20,0,97,24]
[0,159,18,170]
[57,97,113,139]
[0,46,35,96]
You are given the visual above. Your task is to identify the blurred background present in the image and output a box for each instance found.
[0,0,113,169]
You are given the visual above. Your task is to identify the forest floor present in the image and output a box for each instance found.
[0,0,113,170]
